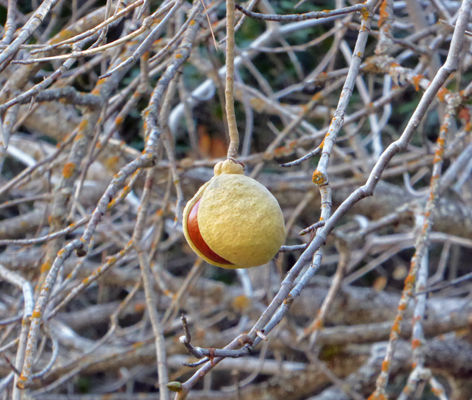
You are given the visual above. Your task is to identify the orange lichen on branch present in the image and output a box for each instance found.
[404,273,415,287]
[62,162,76,179]
[311,91,323,101]
[308,318,323,332]
[75,133,85,142]
[381,360,390,372]
[433,137,445,162]
[105,155,121,170]
[458,106,470,122]
[283,295,294,306]
[378,0,389,27]
[391,316,402,333]
[134,302,146,313]
[273,145,295,157]
[78,119,89,131]
[299,104,308,113]
[40,261,51,273]
[397,301,407,311]
[49,29,73,44]
[312,170,327,186]
[367,391,388,400]
[360,8,370,20]
[412,75,424,91]
[231,295,252,312]
[16,374,28,388]
[437,87,450,102]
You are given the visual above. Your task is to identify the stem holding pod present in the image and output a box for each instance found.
[225,0,239,160]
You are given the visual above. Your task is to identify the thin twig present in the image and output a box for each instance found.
[225,0,239,159]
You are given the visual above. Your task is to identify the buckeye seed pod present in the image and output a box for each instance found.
[183,159,286,269]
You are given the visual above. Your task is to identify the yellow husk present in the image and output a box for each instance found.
[183,160,286,269]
